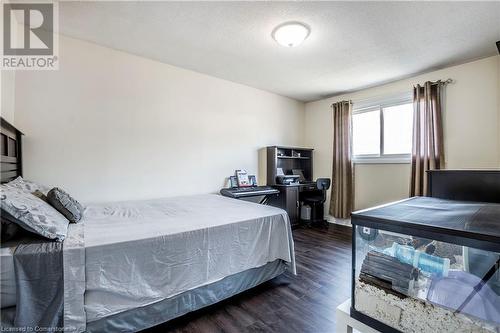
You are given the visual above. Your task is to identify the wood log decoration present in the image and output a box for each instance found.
[359,251,419,298]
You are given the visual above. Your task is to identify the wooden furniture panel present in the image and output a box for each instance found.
[266,146,315,227]
[266,146,313,186]
[0,117,23,183]
[266,185,300,226]
[428,169,500,203]
[284,186,299,225]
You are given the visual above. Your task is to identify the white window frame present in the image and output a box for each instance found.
[352,93,413,164]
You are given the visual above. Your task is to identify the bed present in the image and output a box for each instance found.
[0,117,296,332]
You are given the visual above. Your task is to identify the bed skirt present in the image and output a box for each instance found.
[86,259,288,332]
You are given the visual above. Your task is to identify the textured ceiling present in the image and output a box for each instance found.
[58,1,500,102]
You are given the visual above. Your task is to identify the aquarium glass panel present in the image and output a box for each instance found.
[354,226,500,330]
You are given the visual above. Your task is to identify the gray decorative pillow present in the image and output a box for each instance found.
[47,188,84,223]
[5,176,51,195]
[0,185,69,241]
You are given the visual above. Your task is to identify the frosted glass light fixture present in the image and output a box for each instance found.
[272,22,310,47]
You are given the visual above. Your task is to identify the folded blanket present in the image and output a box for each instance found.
[13,241,64,329]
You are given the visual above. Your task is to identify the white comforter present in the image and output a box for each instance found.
[77,194,295,325]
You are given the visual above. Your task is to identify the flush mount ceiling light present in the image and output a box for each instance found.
[272,22,310,48]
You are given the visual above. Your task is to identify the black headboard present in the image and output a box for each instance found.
[0,117,23,183]
[428,169,500,203]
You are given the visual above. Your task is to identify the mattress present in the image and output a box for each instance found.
[0,246,16,308]
[82,194,295,323]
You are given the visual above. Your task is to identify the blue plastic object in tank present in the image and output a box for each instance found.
[383,243,450,277]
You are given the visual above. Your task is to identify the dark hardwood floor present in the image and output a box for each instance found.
[147,224,352,333]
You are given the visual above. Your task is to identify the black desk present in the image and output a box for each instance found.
[267,183,322,227]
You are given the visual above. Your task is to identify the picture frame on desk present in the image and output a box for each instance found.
[229,174,257,188]
[236,169,251,187]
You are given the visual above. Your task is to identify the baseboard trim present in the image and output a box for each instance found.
[326,215,352,227]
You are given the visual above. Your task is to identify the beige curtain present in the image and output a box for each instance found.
[410,81,445,196]
[330,100,354,218]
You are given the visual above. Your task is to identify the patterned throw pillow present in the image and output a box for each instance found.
[47,188,84,223]
[0,185,69,241]
[5,176,51,195]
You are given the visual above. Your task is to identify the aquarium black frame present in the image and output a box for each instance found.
[350,169,500,333]
[350,225,403,333]
[352,200,500,253]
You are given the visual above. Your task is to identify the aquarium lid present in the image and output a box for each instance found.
[352,197,500,253]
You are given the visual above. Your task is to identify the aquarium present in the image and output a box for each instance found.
[351,197,500,333]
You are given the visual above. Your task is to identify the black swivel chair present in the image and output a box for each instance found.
[302,178,331,227]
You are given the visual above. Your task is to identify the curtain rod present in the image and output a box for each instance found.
[413,78,453,88]
[424,78,453,85]
[331,78,453,107]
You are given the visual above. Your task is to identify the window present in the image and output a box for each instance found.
[352,98,413,163]
[383,104,413,155]
[352,109,380,156]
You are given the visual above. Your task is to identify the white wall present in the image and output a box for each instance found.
[305,55,500,212]
[1,21,18,124]
[1,71,16,124]
[14,35,304,202]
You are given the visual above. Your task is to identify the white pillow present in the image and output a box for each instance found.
[0,185,69,241]
[4,176,51,195]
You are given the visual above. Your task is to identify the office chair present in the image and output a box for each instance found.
[302,178,331,227]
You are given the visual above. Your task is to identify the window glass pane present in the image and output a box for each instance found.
[353,110,380,155]
[383,103,413,155]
